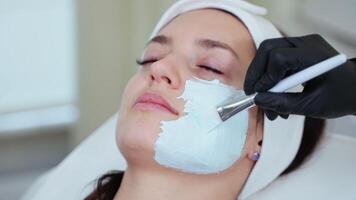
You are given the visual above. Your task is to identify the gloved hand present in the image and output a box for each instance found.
[244,34,356,120]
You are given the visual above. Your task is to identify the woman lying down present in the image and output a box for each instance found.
[86,1,325,199]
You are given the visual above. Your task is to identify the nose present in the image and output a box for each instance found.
[149,57,181,89]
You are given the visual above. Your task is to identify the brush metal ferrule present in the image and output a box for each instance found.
[217,93,257,122]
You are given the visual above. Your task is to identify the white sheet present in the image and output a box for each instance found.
[21,114,126,200]
[21,113,356,200]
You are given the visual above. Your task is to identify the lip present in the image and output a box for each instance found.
[134,92,179,115]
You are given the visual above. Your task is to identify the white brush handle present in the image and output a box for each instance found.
[269,54,347,93]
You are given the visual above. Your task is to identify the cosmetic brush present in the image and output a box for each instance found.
[217,54,347,122]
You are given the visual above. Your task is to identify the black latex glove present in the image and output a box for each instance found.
[244,34,356,120]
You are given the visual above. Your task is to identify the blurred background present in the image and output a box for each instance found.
[0,0,355,199]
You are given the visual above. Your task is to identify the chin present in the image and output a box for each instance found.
[116,113,162,167]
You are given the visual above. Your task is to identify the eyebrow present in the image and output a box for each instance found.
[146,35,239,60]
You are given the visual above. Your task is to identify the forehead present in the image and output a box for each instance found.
[157,8,253,47]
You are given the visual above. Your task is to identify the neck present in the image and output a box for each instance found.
[114,159,253,200]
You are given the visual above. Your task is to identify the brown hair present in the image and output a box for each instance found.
[85,171,124,200]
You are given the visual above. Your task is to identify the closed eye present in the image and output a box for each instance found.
[136,59,223,75]
[136,58,158,66]
[198,65,223,75]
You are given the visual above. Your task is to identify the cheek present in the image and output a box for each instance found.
[116,112,162,160]
[115,72,164,161]
[118,73,141,115]
[228,69,246,90]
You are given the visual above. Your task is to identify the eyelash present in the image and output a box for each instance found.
[197,65,223,75]
[136,58,157,66]
[135,58,223,75]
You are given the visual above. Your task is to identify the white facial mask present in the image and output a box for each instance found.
[154,78,248,174]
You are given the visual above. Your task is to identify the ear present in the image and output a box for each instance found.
[241,106,264,161]
[255,107,264,147]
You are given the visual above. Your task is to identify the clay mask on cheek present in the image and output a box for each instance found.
[154,78,248,174]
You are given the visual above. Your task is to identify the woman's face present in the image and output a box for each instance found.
[116,9,259,168]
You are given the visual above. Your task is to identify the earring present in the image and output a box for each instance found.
[250,152,260,161]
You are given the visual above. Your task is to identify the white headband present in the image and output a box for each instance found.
[149,0,282,48]
[149,0,305,199]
